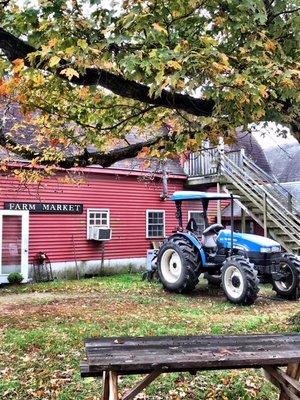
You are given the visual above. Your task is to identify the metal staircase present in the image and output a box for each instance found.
[185,148,300,254]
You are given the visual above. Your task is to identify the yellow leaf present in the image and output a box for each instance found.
[258,84,268,98]
[152,23,168,35]
[78,87,90,99]
[265,40,277,52]
[0,79,10,95]
[202,36,217,46]
[256,108,265,119]
[212,62,228,73]
[233,75,246,86]
[225,92,235,100]
[281,78,294,88]
[219,53,229,66]
[12,58,25,73]
[167,60,182,70]
[215,16,226,26]
[60,68,80,80]
[49,55,61,67]
[77,39,88,50]
[48,38,58,48]
[65,46,75,56]
[33,74,45,85]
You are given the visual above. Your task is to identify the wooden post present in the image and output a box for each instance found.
[217,182,222,225]
[263,193,268,237]
[279,363,300,400]
[109,371,118,400]
[102,371,109,400]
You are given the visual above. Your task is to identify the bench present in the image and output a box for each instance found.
[81,333,300,400]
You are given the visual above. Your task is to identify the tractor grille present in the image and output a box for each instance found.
[248,252,281,268]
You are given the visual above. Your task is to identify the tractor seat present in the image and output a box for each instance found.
[202,223,224,236]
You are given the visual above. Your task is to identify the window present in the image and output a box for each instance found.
[188,211,205,235]
[146,210,165,238]
[87,209,110,230]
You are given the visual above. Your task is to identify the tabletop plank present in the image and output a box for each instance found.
[83,333,300,376]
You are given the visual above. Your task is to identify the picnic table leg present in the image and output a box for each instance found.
[109,371,119,400]
[122,369,162,400]
[264,363,300,400]
[102,371,109,400]
[279,363,300,400]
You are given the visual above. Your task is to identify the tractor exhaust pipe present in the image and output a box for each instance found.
[230,194,234,254]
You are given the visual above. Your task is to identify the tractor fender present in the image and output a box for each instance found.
[168,232,206,266]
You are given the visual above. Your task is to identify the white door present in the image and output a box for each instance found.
[0,210,29,283]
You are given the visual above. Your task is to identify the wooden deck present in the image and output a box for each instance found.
[81,333,300,400]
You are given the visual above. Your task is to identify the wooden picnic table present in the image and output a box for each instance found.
[81,333,300,400]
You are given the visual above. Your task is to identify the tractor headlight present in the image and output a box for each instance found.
[260,246,281,253]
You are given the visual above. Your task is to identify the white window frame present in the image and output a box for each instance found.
[146,210,166,239]
[87,209,110,237]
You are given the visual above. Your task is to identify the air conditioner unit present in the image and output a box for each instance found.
[88,227,112,241]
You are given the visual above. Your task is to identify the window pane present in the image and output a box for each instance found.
[89,210,109,227]
[147,211,164,238]
[189,212,205,235]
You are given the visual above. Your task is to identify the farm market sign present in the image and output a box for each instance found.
[4,202,83,214]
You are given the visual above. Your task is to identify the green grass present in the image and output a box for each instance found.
[0,273,299,399]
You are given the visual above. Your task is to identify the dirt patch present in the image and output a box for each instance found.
[0,292,101,312]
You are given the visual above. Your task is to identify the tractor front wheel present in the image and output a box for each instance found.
[221,256,259,305]
[157,237,200,293]
[272,253,300,300]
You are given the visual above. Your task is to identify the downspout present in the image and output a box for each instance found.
[175,201,183,231]
[160,161,169,200]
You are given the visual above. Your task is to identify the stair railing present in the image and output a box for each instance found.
[241,155,299,213]
[220,152,300,247]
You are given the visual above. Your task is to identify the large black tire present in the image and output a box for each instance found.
[157,236,201,293]
[204,272,222,287]
[221,256,259,305]
[272,253,300,300]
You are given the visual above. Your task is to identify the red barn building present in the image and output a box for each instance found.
[0,106,279,283]
[1,156,228,283]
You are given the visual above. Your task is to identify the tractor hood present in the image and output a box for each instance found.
[217,230,282,253]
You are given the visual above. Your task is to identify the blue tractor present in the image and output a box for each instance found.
[153,191,300,305]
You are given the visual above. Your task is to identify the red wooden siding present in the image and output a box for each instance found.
[0,171,191,263]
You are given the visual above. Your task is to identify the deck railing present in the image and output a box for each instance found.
[185,147,299,214]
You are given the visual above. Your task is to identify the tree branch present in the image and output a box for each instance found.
[0,117,171,168]
[62,133,169,168]
[270,7,300,22]
[0,27,215,117]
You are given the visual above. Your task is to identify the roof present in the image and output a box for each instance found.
[0,103,186,176]
[227,130,272,175]
[263,142,300,183]
[171,191,239,201]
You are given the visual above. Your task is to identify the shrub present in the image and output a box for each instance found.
[7,272,24,284]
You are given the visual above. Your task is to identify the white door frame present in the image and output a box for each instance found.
[0,210,29,283]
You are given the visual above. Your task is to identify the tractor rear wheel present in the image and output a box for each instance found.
[272,253,300,300]
[221,256,259,305]
[157,236,200,293]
